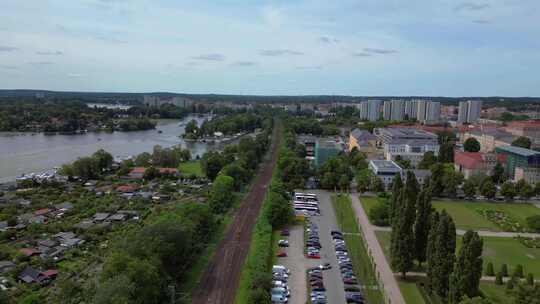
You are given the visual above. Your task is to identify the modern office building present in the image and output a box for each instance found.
[495,145,540,184]
[315,140,342,167]
[374,128,440,167]
[458,100,483,123]
[368,160,402,190]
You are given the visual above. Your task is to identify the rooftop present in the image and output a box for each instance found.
[495,145,540,157]
[369,160,402,171]
[377,128,437,139]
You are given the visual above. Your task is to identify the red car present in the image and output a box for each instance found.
[307,253,320,259]
[276,251,287,257]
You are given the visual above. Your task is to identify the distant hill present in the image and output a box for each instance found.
[0,89,539,106]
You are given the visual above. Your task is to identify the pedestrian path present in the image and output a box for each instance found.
[350,192,406,304]
[371,225,540,238]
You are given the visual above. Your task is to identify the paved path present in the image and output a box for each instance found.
[404,272,540,283]
[352,192,406,304]
[371,226,540,238]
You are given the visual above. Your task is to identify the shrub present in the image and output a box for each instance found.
[526,215,540,232]
[501,264,508,277]
[513,264,524,278]
[527,273,534,286]
[495,272,503,285]
[485,262,494,276]
[368,202,390,226]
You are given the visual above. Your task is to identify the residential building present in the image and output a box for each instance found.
[405,100,418,120]
[458,100,482,124]
[390,99,405,121]
[454,151,497,179]
[504,120,540,149]
[368,160,402,190]
[417,100,428,122]
[461,129,515,152]
[315,140,342,167]
[367,100,382,121]
[358,101,369,120]
[425,102,441,124]
[349,129,377,153]
[374,128,440,167]
[383,100,392,120]
[143,95,194,108]
[495,146,540,184]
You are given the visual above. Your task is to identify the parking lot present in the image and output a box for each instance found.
[276,190,348,303]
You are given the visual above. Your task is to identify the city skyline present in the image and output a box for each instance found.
[1,1,539,96]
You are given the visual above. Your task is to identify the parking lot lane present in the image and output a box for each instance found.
[308,190,347,304]
[281,225,316,304]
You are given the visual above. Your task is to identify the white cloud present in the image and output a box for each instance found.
[261,6,283,29]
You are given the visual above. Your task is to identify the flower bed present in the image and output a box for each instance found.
[476,209,527,232]
[514,236,540,248]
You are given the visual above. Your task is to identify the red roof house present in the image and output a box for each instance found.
[454,151,497,178]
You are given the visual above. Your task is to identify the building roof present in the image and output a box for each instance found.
[377,128,438,139]
[130,167,146,174]
[455,152,487,169]
[505,120,540,128]
[158,168,178,174]
[34,208,51,216]
[350,129,376,142]
[116,184,138,193]
[495,145,540,157]
[369,160,402,172]
[468,129,515,142]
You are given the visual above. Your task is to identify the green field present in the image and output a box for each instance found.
[332,195,386,304]
[376,230,540,277]
[398,278,426,304]
[433,200,540,232]
[178,161,204,177]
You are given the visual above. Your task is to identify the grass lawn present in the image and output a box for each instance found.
[332,194,386,304]
[359,196,380,215]
[480,282,514,304]
[433,199,540,232]
[376,230,540,277]
[398,278,426,304]
[178,161,204,177]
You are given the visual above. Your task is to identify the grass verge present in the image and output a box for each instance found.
[332,194,386,304]
[178,161,204,177]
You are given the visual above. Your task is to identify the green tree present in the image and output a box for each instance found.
[501,264,509,277]
[356,169,373,193]
[495,272,503,285]
[395,155,411,169]
[526,215,540,232]
[491,162,505,184]
[370,177,384,193]
[518,181,535,200]
[201,151,225,181]
[208,175,235,213]
[419,151,438,170]
[514,283,540,304]
[449,230,484,303]
[464,138,481,152]
[390,171,418,278]
[134,152,152,166]
[414,188,432,265]
[430,163,445,197]
[512,136,532,149]
[506,278,515,290]
[535,182,540,196]
[500,181,516,200]
[427,210,456,299]
[485,262,494,276]
[389,173,403,222]
[339,174,351,191]
[480,179,497,199]
[143,166,159,180]
[463,179,477,199]
[526,273,534,286]
[444,171,459,198]
[513,264,524,278]
[93,149,113,171]
[94,274,135,304]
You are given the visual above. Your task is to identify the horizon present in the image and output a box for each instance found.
[1,1,540,96]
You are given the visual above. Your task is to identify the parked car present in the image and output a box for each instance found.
[318,263,332,270]
[276,251,287,257]
[280,229,290,236]
[278,240,289,247]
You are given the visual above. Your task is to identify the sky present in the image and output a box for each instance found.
[0,0,539,96]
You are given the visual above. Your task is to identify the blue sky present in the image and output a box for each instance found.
[0,0,539,96]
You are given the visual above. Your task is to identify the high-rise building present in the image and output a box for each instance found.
[383,100,392,120]
[458,100,482,123]
[417,100,428,122]
[390,99,405,121]
[358,101,369,120]
[367,100,382,121]
[405,100,418,119]
[425,102,441,123]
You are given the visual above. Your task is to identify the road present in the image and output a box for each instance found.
[309,190,348,304]
[352,192,406,304]
[372,226,540,238]
[405,272,540,283]
[192,124,281,304]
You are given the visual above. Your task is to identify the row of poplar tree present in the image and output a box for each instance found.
[390,171,484,304]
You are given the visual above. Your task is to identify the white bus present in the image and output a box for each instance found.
[294,195,318,202]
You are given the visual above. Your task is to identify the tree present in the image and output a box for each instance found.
[427,210,456,299]
[512,136,532,149]
[201,151,225,181]
[526,273,534,286]
[370,177,384,193]
[439,142,455,163]
[94,274,135,304]
[513,264,524,278]
[426,211,440,291]
[390,172,418,278]
[458,296,491,304]
[414,188,432,265]
[208,175,235,213]
[463,180,477,199]
[419,151,438,170]
[485,262,494,276]
[500,181,516,200]
[356,169,373,193]
[535,182,540,196]
[495,272,503,285]
[518,181,535,200]
[480,179,497,199]
[389,173,403,222]
[93,149,113,171]
[501,264,508,277]
[430,163,445,197]
[514,284,540,304]
[506,278,514,290]
[143,166,159,180]
[184,119,199,136]
[444,171,459,198]
[134,152,152,167]
[395,155,411,169]
[491,162,505,184]
[339,174,351,191]
[449,230,483,303]
[464,138,481,152]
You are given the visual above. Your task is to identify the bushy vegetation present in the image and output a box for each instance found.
[183,112,264,139]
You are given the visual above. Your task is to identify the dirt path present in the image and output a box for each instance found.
[351,192,406,304]
[191,124,282,304]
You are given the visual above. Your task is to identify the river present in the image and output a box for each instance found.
[0,116,218,183]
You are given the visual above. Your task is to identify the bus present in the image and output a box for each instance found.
[294,194,318,202]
